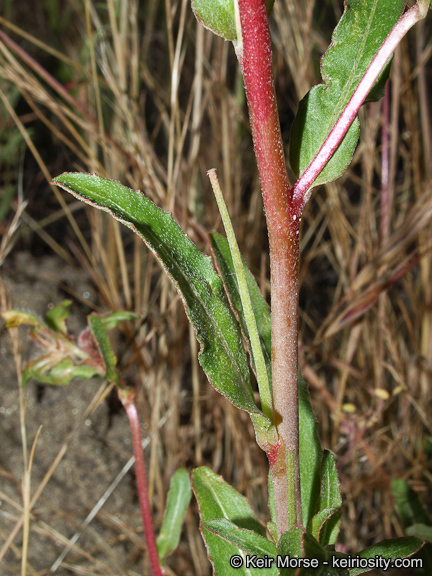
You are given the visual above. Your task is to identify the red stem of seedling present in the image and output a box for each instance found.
[120,390,164,576]
[237,0,302,535]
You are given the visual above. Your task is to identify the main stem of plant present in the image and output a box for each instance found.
[237,0,302,536]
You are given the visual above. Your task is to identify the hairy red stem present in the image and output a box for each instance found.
[121,392,164,576]
[237,0,302,535]
[293,0,429,210]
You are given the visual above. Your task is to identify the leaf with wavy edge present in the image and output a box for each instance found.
[53,173,269,427]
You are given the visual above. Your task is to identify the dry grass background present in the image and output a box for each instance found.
[0,0,431,574]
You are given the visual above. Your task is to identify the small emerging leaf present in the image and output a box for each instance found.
[45,300,72,334]
[100,310,138,330]
[88,313,121,387]
[156,468,191,562]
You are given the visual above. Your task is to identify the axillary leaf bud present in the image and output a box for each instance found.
[191,0,274,41]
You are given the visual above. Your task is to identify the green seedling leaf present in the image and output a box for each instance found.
[23,357,100,386]
[298,369,322,530]
[99,310,138,330]
[391,478,431,528]
[210,232,272,394]
[290,0,405,190]
[192,0,274,42]
[277,527,303,576]
[352,537,424,576]
[2,309,41,328]
[88,313,121,387]
[192,466,268,575]
[45,300,72,334]
[204,518,276,560]
[317,450,341,546]
[156,468,191,562]
[53,173,268,423]
[1,308,99,386]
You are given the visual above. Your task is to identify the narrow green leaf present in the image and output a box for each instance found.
[406,524,432,542]
[53,173,267,422]
[100,310,138,330]
[204,518,276,559]
[88,313,121,387]
[290,0,405,190]
[192,466,268,575]
[45,300,72,334]
[391,478,431,528]
[208,174,271,419]
[352,537,424,576]
[209,232,272,393]
[317,450,341,545]
[298,369,322,530]
[156,468,191,562]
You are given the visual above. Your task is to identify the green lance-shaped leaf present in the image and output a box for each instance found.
[192,0,275,42]
[210,232,272,396]
[156,468,192,562]
[391,478,431,529]
[99,310,138,331]
[204,518,276,564]
[192,466,269,575]
[290,0,405,190]
[298,369,322,530]
[53,173,268,424]
[352,537,424,576]
[315,450,341,546]
[88,313,121,387]
[208,171,272,422]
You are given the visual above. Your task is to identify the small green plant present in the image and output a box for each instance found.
[3,0,431,574]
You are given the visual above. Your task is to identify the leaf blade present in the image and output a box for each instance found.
[53,173,267,421]
[290,0,405,190]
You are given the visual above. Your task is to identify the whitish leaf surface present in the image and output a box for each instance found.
[53,173,267,420]
[290,0,405,190]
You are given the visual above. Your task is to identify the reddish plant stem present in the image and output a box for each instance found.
[120,391,164,576]
[237,0,302,535]
[293,0,429,210]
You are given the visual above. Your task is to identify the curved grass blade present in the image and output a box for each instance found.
[53,173,267,421]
